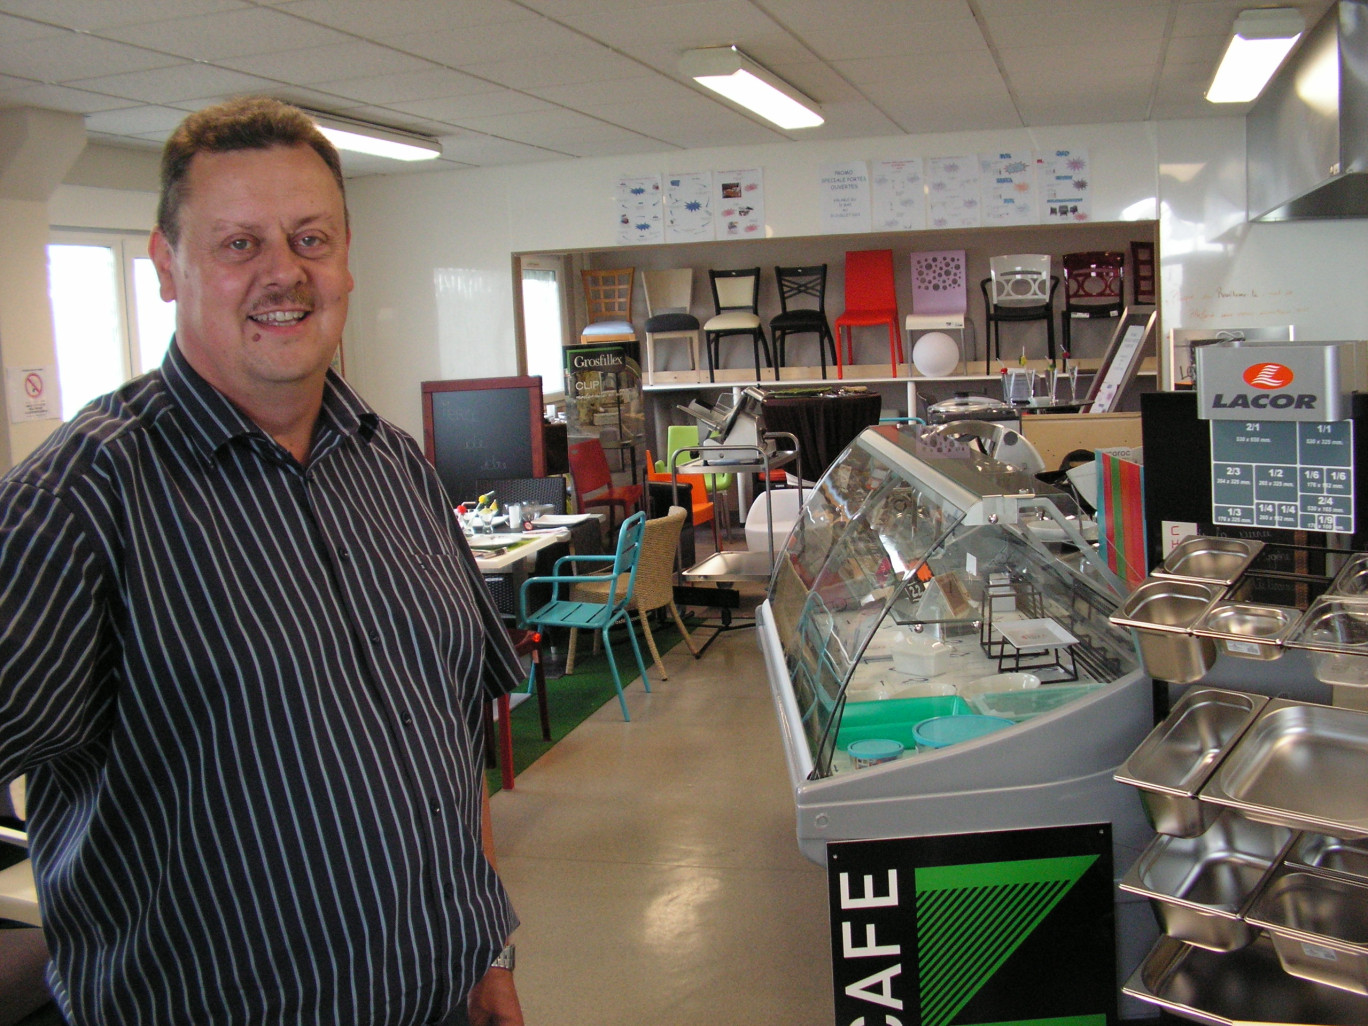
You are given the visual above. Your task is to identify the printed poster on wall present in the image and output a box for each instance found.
[817,161,871,234]
[614,173,663,245]
[714,168,764,239]
[926,155,981,229]
[981,151,1038,226]
[664,171,714,243]
[6,365,58,423]
[871,158,925,231]
[1040,148,1092,222]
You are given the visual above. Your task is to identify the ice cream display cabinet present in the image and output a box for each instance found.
[755,424,1160,1005]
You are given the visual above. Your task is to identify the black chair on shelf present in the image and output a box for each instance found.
[769,265,837,379]
[980,254,1060,363]
[704,267,771,382]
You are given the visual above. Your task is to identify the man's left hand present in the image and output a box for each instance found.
[467,966,523,1026]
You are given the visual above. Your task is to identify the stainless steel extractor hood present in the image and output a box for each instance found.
[1247,0,1368,220]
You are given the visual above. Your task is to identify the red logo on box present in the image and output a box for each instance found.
[1243,363,1294,389]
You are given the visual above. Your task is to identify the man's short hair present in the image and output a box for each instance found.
[157,97,347,246]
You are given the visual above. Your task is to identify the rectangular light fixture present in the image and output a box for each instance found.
[1206,7,1304,103]
[304,110,442,162]
[680,46,823,130]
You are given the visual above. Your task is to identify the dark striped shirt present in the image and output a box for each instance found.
[0,342,521,1025]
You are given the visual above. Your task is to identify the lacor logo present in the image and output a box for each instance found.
[1243,363,1294,389]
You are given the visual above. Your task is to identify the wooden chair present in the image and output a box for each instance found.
[519,512,651,721]
[566,506,700,680]
[567,437,641,536]
[645,448,719,550]
[834,249,901,378]
[579,267,637,345]
[642,269,701,383]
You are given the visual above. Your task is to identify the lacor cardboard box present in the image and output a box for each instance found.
[1020,411,1143,471]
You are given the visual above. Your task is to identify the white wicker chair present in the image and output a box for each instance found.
[566,506,699,679]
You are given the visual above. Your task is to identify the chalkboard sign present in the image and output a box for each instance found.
[422,376,545,505]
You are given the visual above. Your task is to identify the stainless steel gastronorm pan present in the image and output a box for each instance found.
[1246,868,1368,995]
[1119,809,1291,951]
[1201,699,1368,838]
[1116,687,1266,837]
[1191,600,1297,661]
[1288,832,1368,882]
[1153,535,1264,586]
[1124,933,1368,1025]
[1111,579,1225,684]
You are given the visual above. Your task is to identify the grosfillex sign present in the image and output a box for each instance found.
[1196,340,1358,422]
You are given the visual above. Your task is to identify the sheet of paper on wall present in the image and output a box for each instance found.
[980,151,1038,226]
[817,160,872,234]
[926,155,981,229]
[6,365,59,423]
[1040,148,1092,223]
[871,158,926,231]
[664,171,713,243]
[615,173,663,245]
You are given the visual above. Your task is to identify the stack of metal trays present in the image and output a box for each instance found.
[1112,537,1368,686]
[1119,689,1368,1019]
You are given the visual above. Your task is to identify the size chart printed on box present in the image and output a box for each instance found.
[1209,419,1354,534]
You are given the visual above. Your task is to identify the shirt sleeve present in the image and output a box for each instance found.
[0,481,113,786]
[452,522,524,702]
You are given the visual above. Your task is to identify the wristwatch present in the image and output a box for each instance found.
[490,943,515,971]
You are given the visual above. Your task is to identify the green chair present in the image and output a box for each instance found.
[664,423,734,536]
[519,511,650,721]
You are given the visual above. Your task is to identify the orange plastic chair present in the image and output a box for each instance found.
[833,249,901,379]
[567,437,641,535]
[645,449,720,550]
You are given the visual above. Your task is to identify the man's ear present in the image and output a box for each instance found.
[148,229,178,303]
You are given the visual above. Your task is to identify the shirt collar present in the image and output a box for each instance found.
[160,339,379,460]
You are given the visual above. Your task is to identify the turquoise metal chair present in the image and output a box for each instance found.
[519,511,651,721]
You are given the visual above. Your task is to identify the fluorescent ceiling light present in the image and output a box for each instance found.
[304,110,442,162]
[680,46,823,130]
[1206,7,1303,103]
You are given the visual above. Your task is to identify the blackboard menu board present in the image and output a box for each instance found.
[421,376,545,505]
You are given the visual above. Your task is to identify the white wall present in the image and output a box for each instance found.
[347,116,1368,441]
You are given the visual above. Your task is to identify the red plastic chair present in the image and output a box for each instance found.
[833,250,901,379]
[567,438,642,535]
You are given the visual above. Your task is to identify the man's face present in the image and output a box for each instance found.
[149,143,353,405]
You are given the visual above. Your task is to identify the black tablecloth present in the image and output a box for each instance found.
[761,393,883,481]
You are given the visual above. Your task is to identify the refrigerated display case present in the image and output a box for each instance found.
[755,424,1159,1003]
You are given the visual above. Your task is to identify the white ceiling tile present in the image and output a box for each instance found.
[0,81,134,113]
[273,0,538,38]
[391,91,556,125]
[83,103,194,134]
[530,74,697,109]
[434,131,567,166]
[457,50,645,91]
[312,68,498,107]
[69,63,274,104]
[391,20,606,68]
[0,31,181,82]
[99,7,351,61]
[219,41,435,84]
[0,0,250,32]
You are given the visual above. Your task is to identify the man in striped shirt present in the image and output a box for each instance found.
[0,98,524,1025]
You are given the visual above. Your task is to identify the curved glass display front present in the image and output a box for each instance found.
[767,424,1141,779]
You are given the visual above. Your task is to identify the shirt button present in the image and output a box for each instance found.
[368,630,381,644]
[337,547,350,561]
[401,711,413,726]
[429,798,441,814]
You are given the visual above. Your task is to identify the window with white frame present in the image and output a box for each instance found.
[520,255,567,400]
[47,230,176,421]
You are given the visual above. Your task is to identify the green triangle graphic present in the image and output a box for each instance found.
[915,855,1098,1026]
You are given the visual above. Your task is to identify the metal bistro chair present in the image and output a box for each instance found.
[519,511,651,722]
[566,506,700,680]
[769,265,837,379]
[981,254,1059,363]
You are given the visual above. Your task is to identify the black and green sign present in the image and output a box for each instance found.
[828,824,1114,1026]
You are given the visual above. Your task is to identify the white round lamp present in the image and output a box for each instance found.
[911,331,960,377]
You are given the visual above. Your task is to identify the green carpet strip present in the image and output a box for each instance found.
[485,618,694,794]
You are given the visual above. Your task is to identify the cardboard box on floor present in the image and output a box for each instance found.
[1020,411,1142,471]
